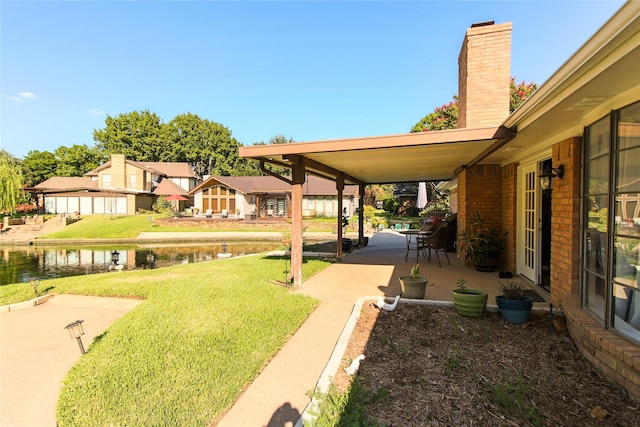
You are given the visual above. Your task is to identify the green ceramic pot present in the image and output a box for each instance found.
[452,289,488,318]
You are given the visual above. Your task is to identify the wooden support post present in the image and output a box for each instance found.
[336,175,344,260]
[358,183,365,246]
[290,164,305,289]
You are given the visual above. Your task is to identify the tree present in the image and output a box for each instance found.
[93,110,166,161]
[55,144,107,177]
[161,113,241,177]
[410,98,459,132]
[411,77,537,132]
[0,149,23,213]
[22,150,57,186]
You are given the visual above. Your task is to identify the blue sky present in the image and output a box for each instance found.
[1,0,625,159]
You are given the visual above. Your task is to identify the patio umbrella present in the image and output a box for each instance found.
[416,182,428,209]
[165,194,188,201]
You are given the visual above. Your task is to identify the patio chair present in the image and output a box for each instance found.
[418,224,451,268]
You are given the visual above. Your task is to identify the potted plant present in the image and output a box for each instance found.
[458,213,507,272]
[398,264,428,299]
[452,278,488,318]
[495,281,533,324]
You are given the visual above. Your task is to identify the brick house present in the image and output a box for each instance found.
[32,154,198,215]
[240,3,640,400]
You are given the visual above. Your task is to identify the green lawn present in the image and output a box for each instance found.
[39,214,289,239]
[1,255,331,426]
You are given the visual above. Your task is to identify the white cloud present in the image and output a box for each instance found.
[19,92,37,100]
[2,92,38,102]
[88,108,105,116]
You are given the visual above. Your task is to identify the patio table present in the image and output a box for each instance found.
[399,229,432,263]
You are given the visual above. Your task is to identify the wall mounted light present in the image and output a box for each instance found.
[64,320,86,354]
[539,164,564,192]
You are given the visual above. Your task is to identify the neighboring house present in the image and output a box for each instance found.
[189,174,358,219]
[240,3,640,400]
[32,154,198,215]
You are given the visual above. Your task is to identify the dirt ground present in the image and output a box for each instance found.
[335,303,640,426]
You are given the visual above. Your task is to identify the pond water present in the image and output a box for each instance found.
[0,242,281,286]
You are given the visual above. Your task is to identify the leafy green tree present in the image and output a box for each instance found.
[22,150,57,186]
[55,144,107,177]
[93,110,166,161]
[161,113,241,177]
[411,78,537,132]
[0,149,23,213]
[411,97,459,132]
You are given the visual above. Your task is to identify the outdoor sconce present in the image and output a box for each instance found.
[64,320,86,354]
[111,250,120,265]
[539,164,564,192]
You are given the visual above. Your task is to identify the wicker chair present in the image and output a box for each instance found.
[418,224,451,267]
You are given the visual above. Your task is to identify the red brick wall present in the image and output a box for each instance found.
[550,137,582,304]
[458,22,512,129]
[501,163,518,272]
[457,164,503,266]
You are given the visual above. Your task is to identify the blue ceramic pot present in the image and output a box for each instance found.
[496,295,533,324]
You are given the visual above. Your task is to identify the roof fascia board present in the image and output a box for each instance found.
[239,127,509,158]
[505,1,640,130]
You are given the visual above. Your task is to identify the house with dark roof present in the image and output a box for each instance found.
[32,154,198,215]
[189,174,358,219]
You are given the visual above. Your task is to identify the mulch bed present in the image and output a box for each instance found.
[334,303,640,426]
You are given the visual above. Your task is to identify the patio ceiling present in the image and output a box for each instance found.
[239,126,515,185]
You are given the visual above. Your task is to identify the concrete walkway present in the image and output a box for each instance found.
[0,295,142,427]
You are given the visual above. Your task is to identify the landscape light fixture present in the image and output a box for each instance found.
[64,320,86,355]
[111,250,120,265]
[539,164,564,192]
[222,242,228,254]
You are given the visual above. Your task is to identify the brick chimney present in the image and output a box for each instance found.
[110,154,126,189]
[458,21,512,129]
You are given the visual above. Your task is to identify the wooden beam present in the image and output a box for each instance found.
[290,164,305,289]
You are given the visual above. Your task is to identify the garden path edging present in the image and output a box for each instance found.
[0,294,53,313]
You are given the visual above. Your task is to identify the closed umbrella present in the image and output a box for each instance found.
[416,182,428,209]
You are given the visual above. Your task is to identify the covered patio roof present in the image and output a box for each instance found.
[239,126,515,184]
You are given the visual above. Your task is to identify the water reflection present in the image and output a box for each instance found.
[0,242,279,286]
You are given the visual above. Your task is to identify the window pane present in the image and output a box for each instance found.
[220,186,227,196]
[617,148,640,194]
[584,271,606,318]
[586,115,610,158]
[220,199,227,210]
[614,191,640,233]
[612,284,640,342]
[587,195,608,232]
[211,200,218,211]
[586,156,609,195]
[613,236,640,280]
[618,101,640,150]
[230,199,236,212]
